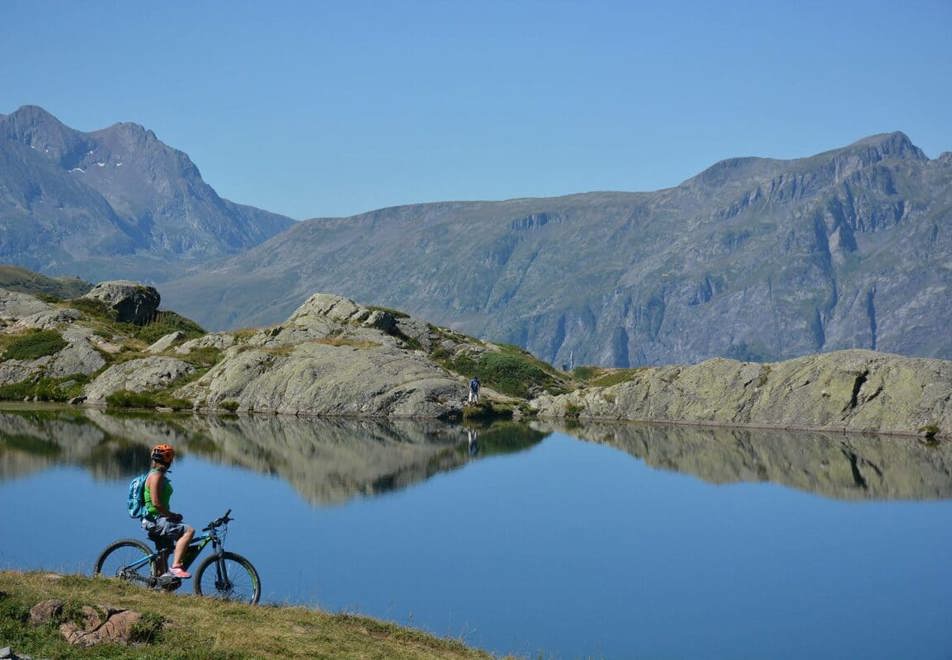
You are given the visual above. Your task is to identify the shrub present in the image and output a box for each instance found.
[462,401,513,420]
[572,365,600,381]
[106,390,191,411]
[220,400,240,412]
[0,375,89,402]
[3,330,68,360]
[130,611,165,643]
[564,403,584,418]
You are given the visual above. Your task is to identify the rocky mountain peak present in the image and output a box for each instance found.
[0,105,88,167]
[841,130,927,162]
[0,106,294,279]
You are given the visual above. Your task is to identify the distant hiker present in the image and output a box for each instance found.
[468,376,480,404]
[142,444,194,578]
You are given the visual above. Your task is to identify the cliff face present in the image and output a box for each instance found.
[531,349,952,437]
[163,132,952,367]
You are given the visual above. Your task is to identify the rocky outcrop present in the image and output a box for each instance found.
[0,289,52,324]
[532,349,952,437]
[178,294,463,418]
[81,280,160,325]
[146,330,185,353]
[84,357,194,403]
[175,332,234,354]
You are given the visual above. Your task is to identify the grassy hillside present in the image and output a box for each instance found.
[0,264,91,300]
[0,571,494,659]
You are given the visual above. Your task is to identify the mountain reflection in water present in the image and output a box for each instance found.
[549,421,952,500]
[2,408,951,503]
[0,408,546,505]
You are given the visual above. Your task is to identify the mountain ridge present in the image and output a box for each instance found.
[160,130,951,368]
[0,105,294,282]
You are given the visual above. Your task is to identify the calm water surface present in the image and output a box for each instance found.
[1,408,951,659]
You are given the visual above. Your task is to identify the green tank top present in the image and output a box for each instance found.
[143,468,173,517]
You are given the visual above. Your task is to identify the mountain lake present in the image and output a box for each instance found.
[1,406,950,659]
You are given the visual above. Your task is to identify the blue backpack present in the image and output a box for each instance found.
[127,472,149,519]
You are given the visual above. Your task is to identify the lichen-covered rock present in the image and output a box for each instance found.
[178,340,462,418]
[532,349,952,437]
[395,316,435,352]
[44,339,106,378]
[85,357,194,403]
[81,280,160,325]
[175,332,234,354]
[0,289,52,322]
[146,331,186,353]
[11,307,81,330]
[59,605,144,647]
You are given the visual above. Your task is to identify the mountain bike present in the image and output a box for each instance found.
[94,509,261,604]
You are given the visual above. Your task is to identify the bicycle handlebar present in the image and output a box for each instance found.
[203,509,233,531]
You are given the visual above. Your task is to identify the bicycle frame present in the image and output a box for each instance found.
[121,529,219,585]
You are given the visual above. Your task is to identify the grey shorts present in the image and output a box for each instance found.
[142,516,186,545]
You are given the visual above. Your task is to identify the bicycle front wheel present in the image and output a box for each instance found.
[194,551,261,604]
[94,539,156,587]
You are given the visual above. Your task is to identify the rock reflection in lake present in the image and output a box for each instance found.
[549,421,952,500]
[0,408,547,505]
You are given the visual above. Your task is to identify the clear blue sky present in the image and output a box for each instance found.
[1,0,949,219]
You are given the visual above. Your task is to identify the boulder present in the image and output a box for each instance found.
[28,598,63,625]
[0,289,52,323]
[11,307,81,330]
[175,332,235,354]
[395,316,434,352]
[146,331,186,354]
[81,281,160,325]
[44,328,107,377]
[59,605,144,647]
[85,357,194,403]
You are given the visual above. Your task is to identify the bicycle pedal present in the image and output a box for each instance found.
[157,574,182,589]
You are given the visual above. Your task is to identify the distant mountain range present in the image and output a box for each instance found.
[161,131,952,367]
[2,106,950,367]
[0,105,292,282]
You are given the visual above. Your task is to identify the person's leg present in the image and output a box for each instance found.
[173,526,194,567]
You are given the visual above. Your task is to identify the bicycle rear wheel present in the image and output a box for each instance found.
[94,539,156,587]
[194,551,261,604]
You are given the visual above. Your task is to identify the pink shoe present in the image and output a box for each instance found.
[169,565,191,579]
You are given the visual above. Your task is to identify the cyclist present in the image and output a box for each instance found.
[142,443,194,579]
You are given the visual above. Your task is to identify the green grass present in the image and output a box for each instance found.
[0,264,91,300]
[436,344,570,398]
[66,299,206,347]
[105,390,192,411]
[2,330,68,361]
[0,375,89,402]
[0,571,493,659]
[461,401,514,420]
[571,365,647,388]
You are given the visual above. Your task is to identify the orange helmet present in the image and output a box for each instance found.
[151,443,175,465]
